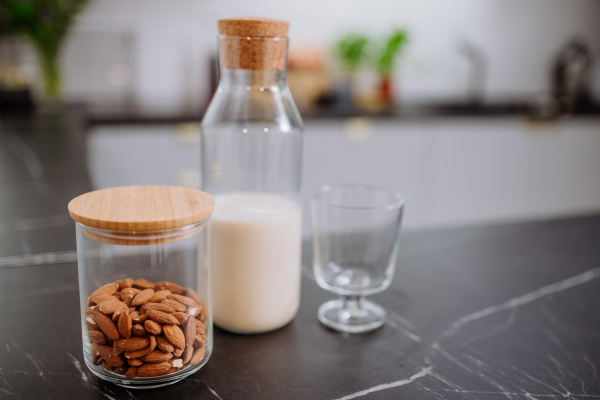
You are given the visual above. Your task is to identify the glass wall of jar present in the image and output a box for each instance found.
[69,186,214,388]
[201,18,304,334]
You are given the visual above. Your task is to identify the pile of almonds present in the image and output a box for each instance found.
[84,278,208,378]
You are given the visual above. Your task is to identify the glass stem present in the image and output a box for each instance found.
[338,295,367,322]
[341,294,363,310]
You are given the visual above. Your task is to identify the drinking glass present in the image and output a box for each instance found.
[310,184,405,333]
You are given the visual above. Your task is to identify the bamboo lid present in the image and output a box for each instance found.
[68,185,215,232]
[218,17,289,37]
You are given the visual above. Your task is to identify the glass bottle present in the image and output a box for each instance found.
[201,18,303,334]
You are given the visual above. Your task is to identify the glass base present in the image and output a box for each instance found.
[318,297,386,334]
[84,350,210,389]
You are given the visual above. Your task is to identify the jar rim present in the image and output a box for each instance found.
[77,218,209,246]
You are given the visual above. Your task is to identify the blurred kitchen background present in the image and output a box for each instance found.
[1,0,600,236]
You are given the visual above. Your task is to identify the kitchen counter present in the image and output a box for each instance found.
[1,113,599,399]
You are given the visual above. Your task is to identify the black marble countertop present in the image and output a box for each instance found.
[0,112,599,399]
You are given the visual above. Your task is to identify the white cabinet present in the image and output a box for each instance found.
[302,117,600,233]
[87,117,600,235]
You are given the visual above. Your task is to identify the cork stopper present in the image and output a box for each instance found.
[218,17,289,71]
[218,17,289,38]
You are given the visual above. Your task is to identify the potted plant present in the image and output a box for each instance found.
[0,0,89,106]
[375,29,408,107]
[335,33,369,113]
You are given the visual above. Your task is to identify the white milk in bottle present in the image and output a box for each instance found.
[210,193,302,333]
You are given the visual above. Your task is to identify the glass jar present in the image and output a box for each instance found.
[68,185,214,388]
[201,18,304,334]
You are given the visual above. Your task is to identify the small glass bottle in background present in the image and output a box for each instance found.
[201,17,304,334]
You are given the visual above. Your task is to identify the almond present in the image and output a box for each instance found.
[97,301,128,316]
[156,336,175,353]
[194,334,205,348]
[90,283,118,299]
[186,305,201,318]
[154,281,185,295]
[144,320,162,335]
[132,325,147,337]
[112,306,128,322]
[131,289,154,306]
[143,350,173,363]
[120,288,141,300]
[184,288,202,305]
[88,330,108,344]
[114,279,132,291]
[195,319,206,333]
[132,313,148,323]
[118,312,132,338]
[90,294,120,305]
[173,347,184,357]
[124,367,137,378]
[190,346,206,365]
[200,303,208,323]
[149,290,172,303]
[144,302,175,314]
[147,310,180,325]
[114,366,128,375]
[167,294,198,307]
[93,310,120,341]
[90,343,102,365]
[85,306,95,316]
[130,311,139,320]
[97,344,120,363]
[183,315,196,347]
[105,355,125,369]
[123,298,132,307]
[137,361,172,377]
[171,312,188,325]
[163,325,185,349]
[124,335,156,359]
[127,358,143,367]
[85,316,99,331]
[182,346,193,364]
[170,358,183,368]
[161,299,186,312]
[132,278,154,290]
[91,342,100,356]
[116,337,150,352]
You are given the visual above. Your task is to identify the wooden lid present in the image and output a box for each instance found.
[218,17,289,37]
[68,185,215,231]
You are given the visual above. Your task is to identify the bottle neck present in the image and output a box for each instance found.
[218,69,287,88]
[217,35,289,88]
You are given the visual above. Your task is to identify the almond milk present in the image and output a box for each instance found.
[209,193,302,333]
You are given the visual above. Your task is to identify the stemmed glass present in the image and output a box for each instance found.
[310,184,405,333]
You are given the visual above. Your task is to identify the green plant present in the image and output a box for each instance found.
[0,0,89,102]
[376,29,408,77]
[336,33,369,72]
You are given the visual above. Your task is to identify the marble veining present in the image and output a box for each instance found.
[206,385,224,399]
[0,214,73,235]
[336,267,600,400]
[0,251,78,269]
